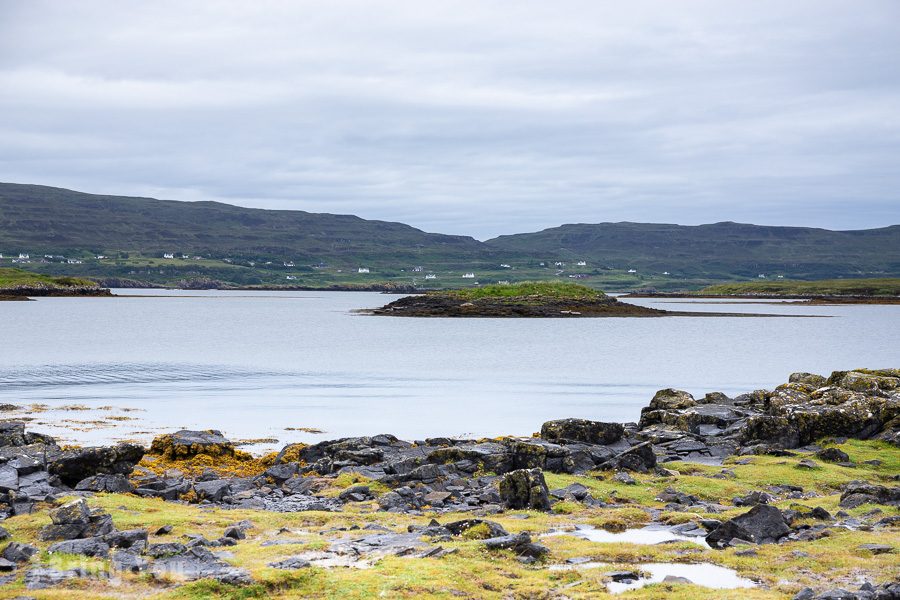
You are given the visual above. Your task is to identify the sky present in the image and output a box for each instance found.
[1,1,898,239]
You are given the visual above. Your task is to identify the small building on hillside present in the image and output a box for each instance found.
[358,267,370,273]
[462,273,475,278]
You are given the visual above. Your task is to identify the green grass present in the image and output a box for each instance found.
[699,278,900,296]
[443,281,607,301]
[0,267,95,288]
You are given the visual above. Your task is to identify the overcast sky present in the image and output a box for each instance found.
[1,1,898,238]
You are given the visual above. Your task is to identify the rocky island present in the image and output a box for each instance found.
[0,367,897,598]
[368,282,668,317]
[0,268,112,300]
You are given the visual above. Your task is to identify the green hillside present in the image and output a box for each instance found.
[1,182,898,289]
[486,221,900,280]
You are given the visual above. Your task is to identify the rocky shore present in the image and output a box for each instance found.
[0,368,897,598]
[0,284,112,298]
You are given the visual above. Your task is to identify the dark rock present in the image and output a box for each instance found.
[540,419,624,445]
[24,567,87,589]
[104,529,149,550]
[338,485,373,502]
[612,471,637,485]
[155,525,173,535]
[48,538,110,558]
[482,532,548,558]
[0,422,27,447]
[50,498,90,525]
[599,441,657,473]
[193,479,232,503]
[499,468,551,511]
[74,473,135,493]
[839,482,900,508]
[147,542,188,558]
[1,541,38,562]
[444,519,508,538]
[48,443,144,486]
[223,526,246,540]
[816,448,851,463]
[268,556,311,569]
[607,570,641,582]
[733,491,775,506]
[149,430,234,459]
[706,505,791,548]
[112,550,149,573]
[858,543,893,554]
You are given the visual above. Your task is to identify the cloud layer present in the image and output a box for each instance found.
[1,0,898,238]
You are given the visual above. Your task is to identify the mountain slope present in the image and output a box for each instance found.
[486,221,900,278]
[0,182,487,264]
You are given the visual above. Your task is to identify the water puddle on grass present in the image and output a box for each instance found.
[548,524,709,547]
[606,562,756,594]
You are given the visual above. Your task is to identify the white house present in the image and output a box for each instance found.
[358,267,370,273]
[286,275,297,281]
[554,261,565,267]
[627,269,637,273]
[576,260,587,266]
[462,273,475,278]
[497,280,509,285]
[412,266,423,272]
[758,274,766,278]
[424,273,437,280]
[18,253,29,259]
[163,253,175,259]
[662,271,670,275]
[500,263,511,269]
[284,261,295,267]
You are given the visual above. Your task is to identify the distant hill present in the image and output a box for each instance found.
[485,221,900,279]
[0,182,486,264]
[1,182,898,287]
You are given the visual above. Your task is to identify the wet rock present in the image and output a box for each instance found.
[48,538,110,558]
[706,505,791,548]
[48,443,144,486]
[663,575,693,584]
[149,430,234,459]
[607,570,641,582]
[1,541,38,562]
[499,468,551,511]
[540,419,624,445]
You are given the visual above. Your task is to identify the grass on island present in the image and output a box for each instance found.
[0,267,95,289]
[0,439,896,599]
[442,281,608,301]
[699,277,900,297]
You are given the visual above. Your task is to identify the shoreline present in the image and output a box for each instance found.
[0,367,896,598]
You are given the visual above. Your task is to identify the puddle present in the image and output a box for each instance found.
[606,563,756,594]
[548,524,709,547]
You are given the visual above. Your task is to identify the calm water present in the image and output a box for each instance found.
[1,290,897,449]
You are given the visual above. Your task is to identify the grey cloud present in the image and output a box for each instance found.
[0,0,898,238]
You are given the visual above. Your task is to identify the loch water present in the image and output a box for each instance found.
[1,290,897,448]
